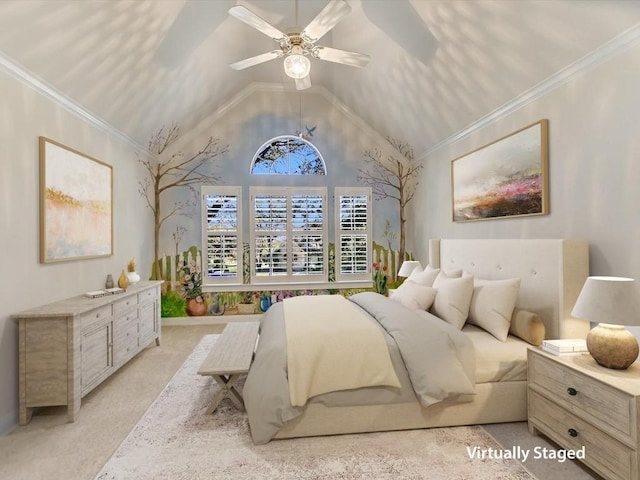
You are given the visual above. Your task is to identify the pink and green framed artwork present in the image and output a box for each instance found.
[451,119,549,222]
[40,137,113,263]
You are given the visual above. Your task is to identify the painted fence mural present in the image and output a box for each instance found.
[156,242,411,318]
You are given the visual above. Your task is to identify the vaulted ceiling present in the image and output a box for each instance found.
[1,0,639,157]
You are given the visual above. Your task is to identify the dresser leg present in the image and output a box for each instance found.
[19,406,33,426]
[528,421,539,436]
[67,400,80,422]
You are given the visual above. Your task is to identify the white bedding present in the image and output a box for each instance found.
[463,324,529,383]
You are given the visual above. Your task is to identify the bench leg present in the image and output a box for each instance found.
[206,374,245,414]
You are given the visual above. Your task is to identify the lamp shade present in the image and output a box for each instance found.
[571,276,640,326]
[398,260,423,277]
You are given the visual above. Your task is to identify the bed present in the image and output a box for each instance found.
[243,238,590,444]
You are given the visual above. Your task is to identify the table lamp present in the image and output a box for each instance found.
[571,276,640,369]
[398,260,423,278]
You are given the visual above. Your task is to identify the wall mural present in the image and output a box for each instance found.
[137,123,228,280]
[155,241,410,317]
[139,115,419,318]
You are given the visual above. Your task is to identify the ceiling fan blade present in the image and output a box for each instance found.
[230,50,283,70]
[228,5,287,41]
[295,75,312,91]
[314,46,370,68]
[301,0,351,42]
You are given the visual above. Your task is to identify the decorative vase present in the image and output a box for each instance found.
[105,274,114,289]
[186,297,207,316]
[208,294,225,316]
[259,296,272,312]
[127,271,141,284]
[117,269,130,290]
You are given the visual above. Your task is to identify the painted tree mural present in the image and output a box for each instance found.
[138,124,228,279]
[358,138,423,263]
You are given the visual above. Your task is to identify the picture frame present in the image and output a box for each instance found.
[40,137,113,263]
[451,119,549,222]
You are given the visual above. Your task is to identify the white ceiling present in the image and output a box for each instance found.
[1,0,639,156]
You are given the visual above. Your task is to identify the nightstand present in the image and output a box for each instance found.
[527,347,640,480]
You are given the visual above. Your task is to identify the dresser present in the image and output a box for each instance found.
[13,281,162,425]
[528,347,640,480]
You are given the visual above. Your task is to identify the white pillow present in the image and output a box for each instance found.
[408,264,440,287]
[430,273,474,329]
[468,277,521,342]
[442,268,463,278]
[390,280,437,311]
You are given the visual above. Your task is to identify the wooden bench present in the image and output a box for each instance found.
[197,322,260,413]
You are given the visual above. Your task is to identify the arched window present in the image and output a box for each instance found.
[250,135,326,175]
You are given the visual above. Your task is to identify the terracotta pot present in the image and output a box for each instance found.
[186,297,207,316]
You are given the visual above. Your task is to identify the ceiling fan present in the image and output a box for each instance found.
[228,0,370,90]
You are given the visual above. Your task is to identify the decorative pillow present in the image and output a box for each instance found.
[430,273,474,329]
[468,278,521,342]
[442,268,463,278]
[390,280,437,311]
[408,264,440,287]
[509,308,546,346]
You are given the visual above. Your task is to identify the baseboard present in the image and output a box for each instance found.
[161,314,262,326]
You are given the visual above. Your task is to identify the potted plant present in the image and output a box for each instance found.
[237,291,255,314]
[372,262,389,296]
[179,257,206,316]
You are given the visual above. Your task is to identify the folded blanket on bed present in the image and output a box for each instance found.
[284,295,401,406]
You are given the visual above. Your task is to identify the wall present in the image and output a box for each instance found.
[156,86,401,259]
[409,40,640,330]
[0,72,154,434]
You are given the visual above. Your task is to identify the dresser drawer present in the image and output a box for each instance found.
[113,295,138,315]
[114,320,138,365]
[530,389,635,480]
[138,287,158,305]
[79,304,113,330]
[529,352,635,442]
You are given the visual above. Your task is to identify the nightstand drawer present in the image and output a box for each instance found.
[529,351,634,442]
[530,389,634,480]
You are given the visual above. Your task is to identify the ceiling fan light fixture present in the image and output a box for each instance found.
[284,54,311,79]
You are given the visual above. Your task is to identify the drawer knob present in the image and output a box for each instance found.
[568,428,579,438]
[567,387,578,396]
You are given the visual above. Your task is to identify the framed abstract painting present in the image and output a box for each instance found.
[40,137,113,263]
[451,119,549,222]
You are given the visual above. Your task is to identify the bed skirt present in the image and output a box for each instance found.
[273,380,526,439]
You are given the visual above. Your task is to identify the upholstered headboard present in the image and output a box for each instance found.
[428,239,590,340]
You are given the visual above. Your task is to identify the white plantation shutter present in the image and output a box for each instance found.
[202,186,242,285]
[251,187,327,284]
[292,194,324,276]
[335,187,371,282]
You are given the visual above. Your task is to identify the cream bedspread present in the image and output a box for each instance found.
[284,295,401,406]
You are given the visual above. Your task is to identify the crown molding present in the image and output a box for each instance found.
[422,22,640,160]
[0,51,150,155]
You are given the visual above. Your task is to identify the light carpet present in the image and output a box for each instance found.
[95,335,535,480]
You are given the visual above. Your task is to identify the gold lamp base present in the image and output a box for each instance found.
[587,323,639,370]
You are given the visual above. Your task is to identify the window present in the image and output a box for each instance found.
[201,186,242,286]
[250,135,327,175]
[335,187,372,282]
[250,186,327,284]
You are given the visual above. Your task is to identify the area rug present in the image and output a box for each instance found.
[95,334,535,480]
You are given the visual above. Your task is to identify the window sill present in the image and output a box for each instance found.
[203,281,373,293]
